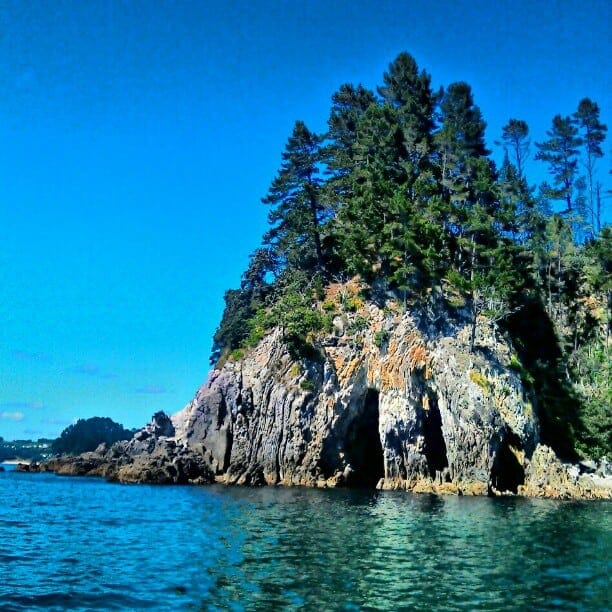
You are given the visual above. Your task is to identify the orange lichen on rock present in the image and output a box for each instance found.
[407,343,428,370]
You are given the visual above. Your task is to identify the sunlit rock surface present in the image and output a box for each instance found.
[36,287,611,499]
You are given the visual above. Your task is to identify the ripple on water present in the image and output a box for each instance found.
[0,477,610,611]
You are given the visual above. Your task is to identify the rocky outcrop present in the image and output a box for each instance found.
[34,286,611,499]
[169,292,545,495]
[28,412,214,485]
[168,287,608,499]
[519,445,612,500]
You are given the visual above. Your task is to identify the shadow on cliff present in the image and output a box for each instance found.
[503,297,581,460]
[321,389,385,489]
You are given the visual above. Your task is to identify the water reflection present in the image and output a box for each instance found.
[198,487,611,610]
[1,474,609,611]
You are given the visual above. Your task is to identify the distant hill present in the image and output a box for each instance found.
[52,417,135,455]
[0,438,54,462]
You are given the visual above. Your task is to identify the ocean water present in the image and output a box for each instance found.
[1,464,610,611]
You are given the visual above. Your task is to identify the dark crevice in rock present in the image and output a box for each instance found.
[490,430,525,494]
[222,430,233,472]
[216,394,227,428]
[423,393,448,478]
[343,389,384,488]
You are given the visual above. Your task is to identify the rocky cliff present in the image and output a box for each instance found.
[33,285,611,499]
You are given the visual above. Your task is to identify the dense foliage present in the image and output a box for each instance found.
[211,52,610,459]
[52,417,134,455]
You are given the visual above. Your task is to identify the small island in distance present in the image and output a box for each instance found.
[18,52,611,500]
[0,417,134,465]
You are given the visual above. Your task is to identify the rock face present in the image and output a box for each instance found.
[519,445,612,500]
[36,289,611,499]
[171,295,543,495]
[30,412,214,485]
[170,291,609,499]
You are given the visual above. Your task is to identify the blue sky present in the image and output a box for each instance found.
[1,0,610,440]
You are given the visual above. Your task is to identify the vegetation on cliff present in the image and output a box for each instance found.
[210,52,610,460]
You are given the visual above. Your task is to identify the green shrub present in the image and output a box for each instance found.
[469,370,490,392]
[300,379,315,392]
[347,315,368,335]
[374,329,391,348]
[343,296,363,312]
[245,308,272,347]
[508,354,534,385]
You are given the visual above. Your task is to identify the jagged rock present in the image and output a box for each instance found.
[597,458,611,478]
[520,445,612,500]
[34,413,214,485]
[579,459,597,474]
[172,296,544,494]
[32,289,611,500]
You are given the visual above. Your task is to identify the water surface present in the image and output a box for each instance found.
[1,464,610,610]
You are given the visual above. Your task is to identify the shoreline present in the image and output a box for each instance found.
[18,454,612,501]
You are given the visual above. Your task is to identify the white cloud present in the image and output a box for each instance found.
[1,411,25,421]
[136,385,167,394]
[0,401,44,411]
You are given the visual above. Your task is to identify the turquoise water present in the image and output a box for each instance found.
[1,464,610,611]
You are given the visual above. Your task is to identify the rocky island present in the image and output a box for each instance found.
[27,52,611,500]
[29,280,611,500]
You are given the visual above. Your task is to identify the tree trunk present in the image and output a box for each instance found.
[308,187,324,273]
[469,233,477,353]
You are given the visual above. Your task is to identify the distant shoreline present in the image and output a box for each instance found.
[0,459,32,465]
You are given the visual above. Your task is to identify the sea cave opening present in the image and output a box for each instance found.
[422,393,449,479]
[490,430,525,494]
[344,389,385,488]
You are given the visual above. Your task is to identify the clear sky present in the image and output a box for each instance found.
[1,0,610,440]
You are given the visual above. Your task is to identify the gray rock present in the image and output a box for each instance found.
[173,297,543,495]
[597,457,611,477]
[579,459,598,474]
[32,289,611,499]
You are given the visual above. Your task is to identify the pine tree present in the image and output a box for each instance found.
[500,118,530,177]
[435,82,492,264]
[377,51,438,167]
[535,115,582,214]
[262,121,328,273]
[435,82,489,213]
[325,83,376,187]
[209,248,278,364]
[336,103,406,280]
[573,98,607,234]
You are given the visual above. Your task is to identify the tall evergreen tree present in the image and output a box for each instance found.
[435,82,490,207]
[435,82,492,259]
[336,103,406,279]
[535,115,582,213]
[573,98,607,234]
[377,51,438,167]
[209,248,278,364]
[497,119,539,249]
[325,83,376,184]
[262,121,328,273]
[501,118,530,177]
